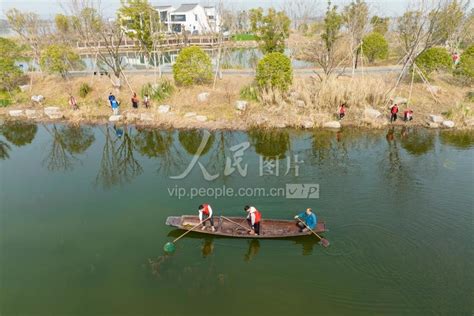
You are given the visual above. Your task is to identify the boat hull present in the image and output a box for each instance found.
[165,215,327,239]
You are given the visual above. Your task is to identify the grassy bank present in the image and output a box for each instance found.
[1,72,473,130]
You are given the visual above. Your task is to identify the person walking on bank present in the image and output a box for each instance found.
[68,94,78,110]
[143,94,150,108]
[111,98,120,115]
[131,92,139,109]
[198,204,216,232]
[338,103,346,120]
[390,104,399,123]
[294,208,317,232]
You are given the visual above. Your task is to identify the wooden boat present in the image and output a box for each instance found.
[165,215,327,239]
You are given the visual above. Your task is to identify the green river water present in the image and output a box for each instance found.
[0,123,473,315]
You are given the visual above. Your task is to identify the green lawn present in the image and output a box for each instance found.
[232,34,257,41]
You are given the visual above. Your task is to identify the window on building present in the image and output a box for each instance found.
[208,15,215,20]
[171,15,186,22]
[160,12,168,22]
[195,14,198,21]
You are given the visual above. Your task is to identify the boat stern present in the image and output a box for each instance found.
[165,216,182,227]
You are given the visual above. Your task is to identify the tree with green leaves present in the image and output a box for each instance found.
[55,14,70,35]
[40,44,82,78]
[118,0,161,53]
[343,0,369,72]
[362,32,389,63]
[6,9,50,72]
[371,16,389,35]
[415,47,452,79]
[249,8,291,54]
[455,45,474,82]
[173,46,213,86]
[322,2,343,61]
[0,37,26,95]
[256,52,293,92]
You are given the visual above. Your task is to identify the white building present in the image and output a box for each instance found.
[155,3,220,34]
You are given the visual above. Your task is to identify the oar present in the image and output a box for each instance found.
[297,218,330,247]
[164,218,209,253]
[222,216,249,231]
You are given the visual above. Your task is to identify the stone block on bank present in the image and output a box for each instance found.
[429,114,443,123]
[140,113,154,121]
[31,95,44,103]
[109,115,122,122]
[364,108,382,119]
[158,105,171,113]
[323,121,341,129]
[9,110,24,117]
[442,120,455,128]
[428,122,439,129]
[25,109,39,118]
[126,112,140,120]
[44,107,62,119]
[184,112,197,118]
[197,92,210,102]
[235,100,248,111]
[195,115,208,122]
[302,121,314,129]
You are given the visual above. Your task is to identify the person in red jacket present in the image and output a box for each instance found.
[403,109,413,121]
[338,103,346,120]
[244,205,262,235]
[390,104,399,123]
[198,204,216,232]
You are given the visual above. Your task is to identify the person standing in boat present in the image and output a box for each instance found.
[198,204,216,232]
[294,208,317,232]
[244,205,262,235]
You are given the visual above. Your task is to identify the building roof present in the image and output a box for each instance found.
[154,5,174,11]
[173,3,199,13]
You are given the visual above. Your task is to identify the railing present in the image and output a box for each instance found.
[75,35,229,52]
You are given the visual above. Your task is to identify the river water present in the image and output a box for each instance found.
[0,123,472,315]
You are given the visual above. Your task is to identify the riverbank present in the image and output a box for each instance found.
[1,73,473,130]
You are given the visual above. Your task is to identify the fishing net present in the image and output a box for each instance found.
[163,242,176,253]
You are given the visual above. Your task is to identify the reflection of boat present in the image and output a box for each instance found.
[165,215,327,239]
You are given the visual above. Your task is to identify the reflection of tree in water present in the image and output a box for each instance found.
[178,129,215,156]
[400,128,435,156]
[42,125,95,171]
[58,125,95,154]
[95,126,143,189]
[249,129,290,159]
[310,130,350,170]
[1,121,37,146]
[244,239,260,262]
[440,130,474,149]
[134,128,173,157]
[0,140,11,159]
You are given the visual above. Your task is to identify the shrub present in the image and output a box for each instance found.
[40,44,83,77]
[466,91,474,102]
[362,32,388,63]
[79,82,92,98]
[415,47,451,79]
[256,52,293,92]
[455,45,474,82]
[240,84,259,101]
[172,46,212,86]
[141,79,174,101]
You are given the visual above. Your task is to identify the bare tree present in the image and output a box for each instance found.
[342,0,369,75]
[283,0,318,30]
[6,9,51,71]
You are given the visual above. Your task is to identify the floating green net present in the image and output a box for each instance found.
[163,242,176,253]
